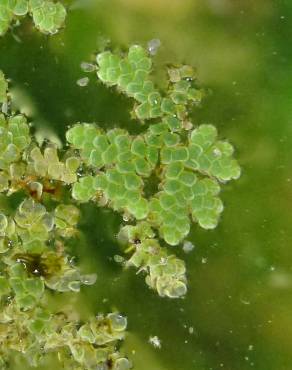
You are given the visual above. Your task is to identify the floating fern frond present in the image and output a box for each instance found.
[96,45,203,124]
[68,45,241,296]
[118,222,187,298]
[186,124,241,182]
[29,0,66,34]
[67,119,239,247]
[0,0,66,36]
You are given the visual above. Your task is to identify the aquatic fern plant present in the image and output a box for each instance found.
[0,3,240,365]
[68,45,240,298]
[0,72,131,370]
[0,0,66,36]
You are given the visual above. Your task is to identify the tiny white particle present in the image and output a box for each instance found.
[149,335,161,349]
[183,241,195,254]
[213,148,222,157]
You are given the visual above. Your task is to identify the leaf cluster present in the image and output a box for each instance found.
[67,45,241,297]
[0,72,130,370]
[0,0,66,36]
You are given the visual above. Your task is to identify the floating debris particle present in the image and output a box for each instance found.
[76,77,89,87]
[114,255,125,263]
[213,148,222,157]
[183,241,195,254]
[149,335,161,349]
[80,62,96,73]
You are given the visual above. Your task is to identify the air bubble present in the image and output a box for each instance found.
[81,274,97,285]
[147,39,161,55]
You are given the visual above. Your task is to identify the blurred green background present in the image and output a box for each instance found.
[1,0,292,369]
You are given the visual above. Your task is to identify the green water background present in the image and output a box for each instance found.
[1,0,292,369]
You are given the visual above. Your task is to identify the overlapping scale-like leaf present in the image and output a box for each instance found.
[27,145,80,184]
[118,222,187,298]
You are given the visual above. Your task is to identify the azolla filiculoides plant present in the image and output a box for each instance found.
[70,45,240,298]
[0,2,240,367]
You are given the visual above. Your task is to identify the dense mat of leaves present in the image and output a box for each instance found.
[0,72,130,370]
[0,38,240,367]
